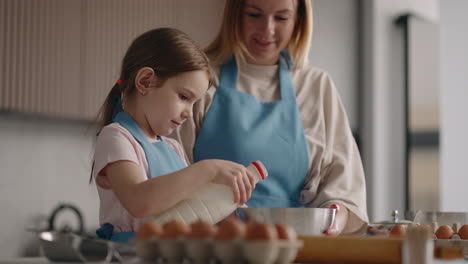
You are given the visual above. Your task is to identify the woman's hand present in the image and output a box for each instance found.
[202,159,256,205]
[323,203,349,235]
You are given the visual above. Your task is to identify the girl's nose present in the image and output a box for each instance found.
[182,106,192,119]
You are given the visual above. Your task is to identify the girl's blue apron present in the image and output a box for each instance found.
[193,50,309,208]
[96,111,186,243]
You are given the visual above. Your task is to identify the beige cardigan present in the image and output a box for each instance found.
[171,60,369,234]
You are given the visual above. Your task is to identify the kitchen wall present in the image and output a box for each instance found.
[0,0,360,258]
[362,0,468,221]
[440,0,468,212]
[309,0,360,131]
[0,114,98,257]
[361,0,440,222]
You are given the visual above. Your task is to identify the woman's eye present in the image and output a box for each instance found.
[247,12,261,18]
[275,16,289,21]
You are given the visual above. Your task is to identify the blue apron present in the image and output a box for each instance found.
[193,50,309,207]
[96,111,186,243]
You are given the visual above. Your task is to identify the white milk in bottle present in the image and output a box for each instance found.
[152,160,268,225]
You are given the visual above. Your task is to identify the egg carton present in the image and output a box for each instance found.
[424,222,468,254]
[434,235,468,247]
[134,237,303,264]
[429,222,467,239]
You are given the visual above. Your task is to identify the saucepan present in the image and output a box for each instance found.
[238,207,336,235]
[368,210,415,235]
[38,231,135,262]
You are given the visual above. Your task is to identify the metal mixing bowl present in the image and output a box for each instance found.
[238,207,336,235]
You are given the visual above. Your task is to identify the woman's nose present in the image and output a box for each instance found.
[259,17,275,36]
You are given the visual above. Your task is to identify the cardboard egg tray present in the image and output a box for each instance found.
[433,234,468,250]
[429,222,468,243]
[394,222,468,253]
[134,237,303,264]
[431,231,468,260]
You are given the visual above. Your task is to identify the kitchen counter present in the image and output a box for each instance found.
[0,257,466,264]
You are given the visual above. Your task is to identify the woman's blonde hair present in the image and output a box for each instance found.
[205,0,313,68]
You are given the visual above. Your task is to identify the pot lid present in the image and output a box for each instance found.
[372,210,414,225]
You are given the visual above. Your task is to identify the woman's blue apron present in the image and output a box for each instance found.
[193,51,309,207]
[96,111,186,243]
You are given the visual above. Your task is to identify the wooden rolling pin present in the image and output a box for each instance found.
[295,235,403,263]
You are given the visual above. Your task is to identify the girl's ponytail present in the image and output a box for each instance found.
[90,79,123,184]
[97,80,124,131]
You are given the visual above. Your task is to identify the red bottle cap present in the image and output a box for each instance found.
[251,161,265,180]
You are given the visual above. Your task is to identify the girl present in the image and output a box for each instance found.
[92,28,255,243]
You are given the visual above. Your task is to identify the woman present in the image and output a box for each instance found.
[173,0,368,235]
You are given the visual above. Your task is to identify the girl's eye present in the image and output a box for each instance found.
[275,16,289,21]
[179,94,189,101]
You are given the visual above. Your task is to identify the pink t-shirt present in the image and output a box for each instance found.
[93,123,188,233]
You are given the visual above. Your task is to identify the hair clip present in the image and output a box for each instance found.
[116,79,122,85]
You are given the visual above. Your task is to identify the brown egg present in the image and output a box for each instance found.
[160,220,190,239]
[245,221,278,241]
[389,224,407,237]
[275,223,297,241]
[188,220,217,239]
[215,217,246,241]
[136,221,163,240]
[457,224,468,239]
[435,225,454,239]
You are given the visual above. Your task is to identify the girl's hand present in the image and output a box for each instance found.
[202,160,256,205]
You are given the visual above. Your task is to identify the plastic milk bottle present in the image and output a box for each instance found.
[152,161,268,225]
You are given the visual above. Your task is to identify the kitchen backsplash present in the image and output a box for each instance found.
[0,113,99,257]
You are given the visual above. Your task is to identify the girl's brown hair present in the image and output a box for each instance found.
[97,27,214,130]
[91,28,213,183]
[204,0,313,68]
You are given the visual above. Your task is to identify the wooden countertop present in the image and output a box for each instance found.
[0,256,466,264]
